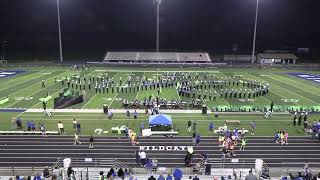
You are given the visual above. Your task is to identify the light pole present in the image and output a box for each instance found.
[251,0,259,64]
[155,0,161,52]
[57,0,63,63]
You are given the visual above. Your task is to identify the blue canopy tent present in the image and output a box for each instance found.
[148,114,172,131]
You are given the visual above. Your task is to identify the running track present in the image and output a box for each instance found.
[0,136,319,169]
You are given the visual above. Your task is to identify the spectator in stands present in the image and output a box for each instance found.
[192,131,196,145]
[33,174,42,180]
[148,175,156,180]
[173,167,182,180]
[145,158,152,173]
[250,121,256,135]
[166,174,173,180]
[31,121,36,131]
[98,171,105,180]
[16,117,22,130]
[195,133,201,146]
[245,170,257,180]
[139,151,147,166]
[43,166,50,178]
[58,121,64,134]
[89,136,94,148]
[52,166,60,179]
[118,168,125,179]
[152,157,158,173]
[193,175,200,180]
[74,133,81,145]
[67,167,75,179]
[26,120,31,131]
[158,174,165,180]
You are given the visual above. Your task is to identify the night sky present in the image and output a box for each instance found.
[0,0,320,61]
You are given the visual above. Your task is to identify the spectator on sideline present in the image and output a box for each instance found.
[140,123,144,133]
[195,133,201,146]
[173,167,182,180]
[57,121,64,134]
[208,121,214,133]
[89,136,94,149]
[76,121,81,134]
[72,119,77,130]
[245,170,258,180]
[250,121,256,135]
[134,110,138,120]
[126,108,130,119]
[39,123,47,137]
[26,120,31,131]
[192,131,196,145]
[187,120,192,133]
[108,109,113,120]
[192,121,197,132]
[11,117,16,130]
[16,117,22,130]
[31,120,36,131]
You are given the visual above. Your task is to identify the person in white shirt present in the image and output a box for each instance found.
[138,151,147,166]
[58,121,64,134]
[74,134,81,145]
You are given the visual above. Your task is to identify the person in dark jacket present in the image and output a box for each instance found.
[89,136,94,149]
[117,168,124,179]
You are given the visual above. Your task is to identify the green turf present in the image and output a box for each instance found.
[0,66,319,136]
[1,67,319,110]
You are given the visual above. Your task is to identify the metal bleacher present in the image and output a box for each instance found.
[103,51,212,64]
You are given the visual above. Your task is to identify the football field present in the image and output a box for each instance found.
[0,66,319,136]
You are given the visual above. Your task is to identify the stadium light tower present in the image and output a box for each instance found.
[251,0,259,64]
[56,0,63,63]
[154,0,161,52]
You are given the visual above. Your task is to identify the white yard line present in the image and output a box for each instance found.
[2,71,65,105]
[5,72,68,108]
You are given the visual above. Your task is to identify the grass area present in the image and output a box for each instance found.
[1,112,319,136]
[0,66,319,136]
[0,67,319,111]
